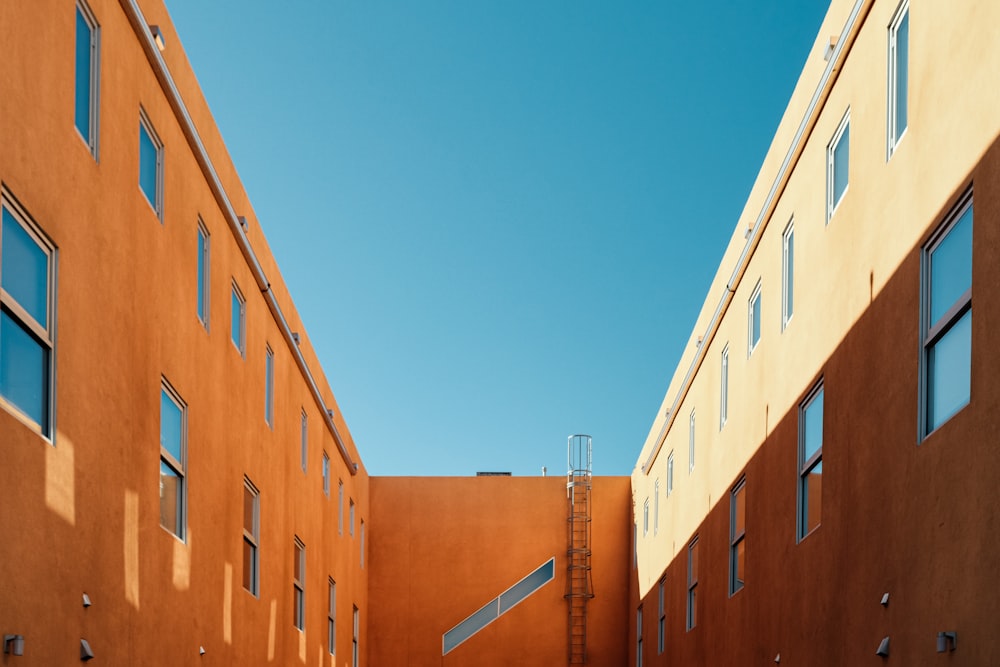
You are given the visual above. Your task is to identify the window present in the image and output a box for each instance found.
[328,578,337,655]
[300,410,308,473]
[888,0,909,157]
[322,452,330,496]
[230,283,245,355]
[360,519,365,568]
[159,380,186,540]
[748,281,762,355]
[264,345,274,427]
[686,537,698,630]
[352,606,359,667]
[243,477,260,596]
[293,537,305,630]
[338,481,344,534]
[730,478,746,595]
[196,220,210,328]
[666,452,674,495]
[642,498,649,536]
[653,480,659,536]
[782,221,794,329]
[657,578,666,654]
[827,110,850,222]
[689,409,696,471]
[636,606,643,667]
[922,194,972,436]
[0,195,55,437]
[349,499,355,537]
[798,382,824,540]
[138,111,163,220]
[720,344,729,428]
[74,1,99,156]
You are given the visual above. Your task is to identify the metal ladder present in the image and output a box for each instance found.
[566,435,594,665]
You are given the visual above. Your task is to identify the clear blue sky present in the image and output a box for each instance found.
[165,0,829,477]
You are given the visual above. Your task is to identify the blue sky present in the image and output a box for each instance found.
[165,0,829,477]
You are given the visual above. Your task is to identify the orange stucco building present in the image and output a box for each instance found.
[2,0,1000,665]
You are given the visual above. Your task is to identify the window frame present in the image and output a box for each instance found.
[352,606,359,667]
[159,379,187,541]
[798,381,824,541]
[338,481,345,534]
[782,220,794,330]
[74,0,100,158]
[0,192,57,439]
[293,537,306,631]
[230,282,245,356]
[689,409,696,471]
[826,109,851,223]
[642,498,649,536]
[653,479,659,536]
[243,476,260,596]
[636,605,643,667]
[729,478,746,596]
[657,577,666,654]
[300,409,308,473]
[196,219,210,329]
[720,344,729,429]
[686,537,698,631]
[264,345,274,428]
[138,109,164,221]
[349,499,355,537]
[328,578,337,655]
[666,451,674,496]
[920,192,973,438]
[322,452,330,496]
[887,0,910,159]
[360,518,365,568]
[748,281,762,356]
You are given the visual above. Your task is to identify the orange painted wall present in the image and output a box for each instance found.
[368,476,631,666]
[0,0,368,664]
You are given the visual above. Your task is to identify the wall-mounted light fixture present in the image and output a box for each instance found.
[823,35,838,61]
[3,635,24,656]
[82,593,92,608]
[774,653,780,663]
[238,216,249,232]
[80,639,95,661]
[149,25,166,51]
[876,636,890,658]
[199,646,206,655]
[936,631,957,653]
[880,592,889,607]
[292,333,301,345]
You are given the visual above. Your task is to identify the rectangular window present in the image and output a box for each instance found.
[328,578,336,655]
[352,606,359,667]
[666,452,674,495]
[720,344,729,428]
[642,498,649,536]
[243,477,260,596]
[798,382,824,540]
[730,478,746,595]
[827,109,850,222]
[653,480,659,536]
[230,283,245,355]
[196,220,210,328]
[782,220,794,329]
[657,578,665,654]
[349,499,355,537]
[322,452,330,496]
[159,380,186,540]
[300,410,308,473]
[338,481,344,534]
[138,110,163,220]
[636,606,643,667]
[686,537,698,630]
[264,345,274,427]
[293,537,305,630]
[922,194,972,436]
[689,409,696,471]
[0,195,56,438]
[360,519,365,568]
[748,281,762,355]
[888,0,909,157]
[74,1,99,156]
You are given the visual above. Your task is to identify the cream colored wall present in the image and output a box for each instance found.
[632,0,1000,596]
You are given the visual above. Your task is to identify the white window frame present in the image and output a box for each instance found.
[720,344,729,429]
[243,476,260,596]
[666,452,674,495]
[230,282,245,356]
[689,409,696,471]
[782,220,794,330]
[293,537,306,631]
[826,109,850,223]
[138,108,164,221]
[887,0,909,159]
[74,0,100,158]
[748,281,762,356]
[0,192,57,439]
[322,452,330,496]
[642,498,649,536]
[686,537,698,631]
[159,379,187,541]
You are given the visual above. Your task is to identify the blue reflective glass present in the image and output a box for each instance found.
[2,208,48,328]
[139,122,158,208]
[0,310,49,432]
[751,292,761,348]
[894,12,909,140]
[75,8,93,142]
[265,351,274,424]
[443,599,498,655]
[833,123,849,206]
[930,206,972,326]
[159,460,183,536]
[927,309,971,432]
[160,389,183,462]
[231,290,242,349]
[802,389,823,462]
[197,229,207,322]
